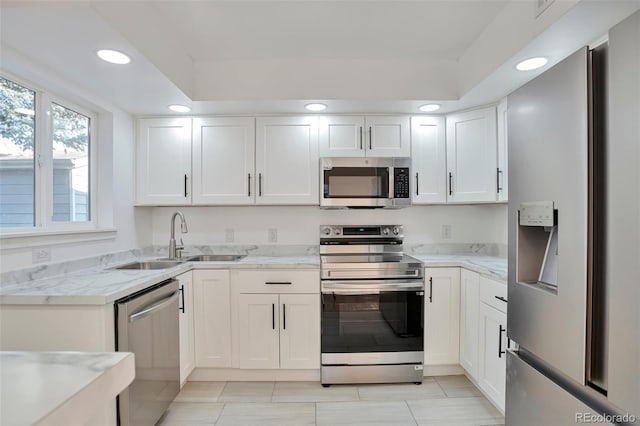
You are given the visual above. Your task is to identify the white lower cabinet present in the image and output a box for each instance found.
[193,270,232,368]
[177,271,195,386]
[459,269,480,379]
[478,302,507,412]
[238,293,320,369]
[424,268,460,365]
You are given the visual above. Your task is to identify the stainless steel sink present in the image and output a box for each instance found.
[185,254,246,262]
[114,260,184,270]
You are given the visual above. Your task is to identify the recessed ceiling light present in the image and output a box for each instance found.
[418,104,441,112]
[168,104,191,113]
[515,57,548,71]
[97,49,131,65]
[305,103,327,112]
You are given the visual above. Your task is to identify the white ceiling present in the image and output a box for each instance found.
[1,1,639,115]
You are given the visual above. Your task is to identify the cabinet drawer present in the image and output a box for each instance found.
[232,270,320,294]
[479,276,507,313]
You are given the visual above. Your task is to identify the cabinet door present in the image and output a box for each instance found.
[479,303,507,412]
[238,293,280,369]
[496,99,508,202]
[411,116,447,204]
[446,107,497,202]
[279,294,320,369]
[193,270,232,368]
[255,117,319,204]
[460,269,480,379]
[319,116,365,157]
[424,268,460,365]
[177,272,195,386]
[192,117,255,205]
[365,116,411,157]
[136,118,192,205]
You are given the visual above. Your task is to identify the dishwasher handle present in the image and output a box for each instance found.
[129,290,180,323]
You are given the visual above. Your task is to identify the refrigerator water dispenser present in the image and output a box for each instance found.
[517,201,559,292]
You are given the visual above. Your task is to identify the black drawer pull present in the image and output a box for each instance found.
[265,281,292,285]
[495,296,508,303]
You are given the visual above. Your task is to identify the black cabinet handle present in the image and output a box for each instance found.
[369,127,372,150]
[179,285,185,313]
[498,325,506,358]
[495,295,508,303]
[415,172,419,196]
[184,174,188,197]
[359,126,363,150]
[448,172,453,196]
[283,304,286,330]
[259,173,262,196]
[265,281,292,285]
[248,173,251,197]
[272,303,275,330]
[429,277,433,303]
[497,168,503,193]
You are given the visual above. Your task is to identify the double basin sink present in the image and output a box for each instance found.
[114,254,246,270]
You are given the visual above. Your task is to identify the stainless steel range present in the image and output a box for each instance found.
[320,225,425,386]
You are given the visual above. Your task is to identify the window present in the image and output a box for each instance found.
[0,75,96,232]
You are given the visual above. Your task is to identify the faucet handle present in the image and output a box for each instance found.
[175,238,185,259]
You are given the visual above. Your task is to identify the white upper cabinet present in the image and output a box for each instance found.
[496,98,508,202]
[192,117,255,205]
[446,107,498,203]
[255,116,319,204]
[319,116,365,157]
[411,116,447,204]
[319,116,410,157]
[136,118,192,205]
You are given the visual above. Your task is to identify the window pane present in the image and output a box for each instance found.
[0,77,36,228]
[51,103,90,222]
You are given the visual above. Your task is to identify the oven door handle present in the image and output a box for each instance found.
[321,281,424,293]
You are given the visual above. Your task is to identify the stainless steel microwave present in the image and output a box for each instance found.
[320,157,412,208]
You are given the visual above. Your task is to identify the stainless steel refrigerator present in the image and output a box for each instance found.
[506,11,639,426]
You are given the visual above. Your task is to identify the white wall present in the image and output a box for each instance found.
[150,204,507,248]
[0,49,152,273]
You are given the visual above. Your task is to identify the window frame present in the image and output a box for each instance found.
[0,72,100,235]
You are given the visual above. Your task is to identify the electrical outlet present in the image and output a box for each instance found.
[441,225,452,240]
[225,228,235,243]
[268,228,278,243]
[32,247,51,263]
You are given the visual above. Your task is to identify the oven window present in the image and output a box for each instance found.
[321,291,423,353]
[323,167,389,198]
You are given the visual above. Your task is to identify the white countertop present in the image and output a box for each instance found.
[0,351,134,426]
[0,254,506,306]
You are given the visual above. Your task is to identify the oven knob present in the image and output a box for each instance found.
[382,227,390,235]
[322,227,331,236]
[392,227,400,235]
[334,228,341,235]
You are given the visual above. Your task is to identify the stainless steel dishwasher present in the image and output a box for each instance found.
[115,279,180,426]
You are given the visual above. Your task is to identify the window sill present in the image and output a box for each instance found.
[0,228,117,250]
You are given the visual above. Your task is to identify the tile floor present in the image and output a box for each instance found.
[157,375,504,426]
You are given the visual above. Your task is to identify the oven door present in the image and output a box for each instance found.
[321,280,424,365]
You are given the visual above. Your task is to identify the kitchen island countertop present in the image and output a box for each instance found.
[0,351,134,426]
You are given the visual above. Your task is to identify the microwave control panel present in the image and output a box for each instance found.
[394,168,410,198]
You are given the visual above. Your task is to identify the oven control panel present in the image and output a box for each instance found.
[320,225,403,239]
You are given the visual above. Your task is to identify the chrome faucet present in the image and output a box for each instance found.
[169,211,188,259]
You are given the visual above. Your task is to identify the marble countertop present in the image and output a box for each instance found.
[0,255,319,305]
[0,351,134,426]
[0,253,505,306]
[411,254,507,282]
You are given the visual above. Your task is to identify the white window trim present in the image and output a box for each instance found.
[0,72,106,240]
